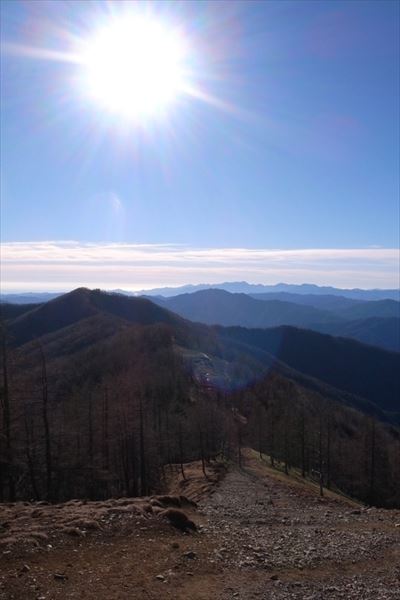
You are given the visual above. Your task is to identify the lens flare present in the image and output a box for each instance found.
[78,17,187,120]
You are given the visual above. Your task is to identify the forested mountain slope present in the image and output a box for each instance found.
[314,317,400,353]
[152,288,339,328]
[0,302,42,320]
[1,289,399,507]
[7,288,184,346]
[217,325,400,414]
[153,289,399,352]
[250,292,362,310]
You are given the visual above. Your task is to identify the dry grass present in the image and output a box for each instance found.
[244,447,362,507]
[0,458,224,555]
[165,459,227,503]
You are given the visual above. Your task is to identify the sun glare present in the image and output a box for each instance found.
[79,17,187,120]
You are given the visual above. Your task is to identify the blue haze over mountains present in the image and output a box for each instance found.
[132,282,400,301]
[2,282,399,303]
[1,282,399,352]
[2,287,399,424]
[149,290,400,353]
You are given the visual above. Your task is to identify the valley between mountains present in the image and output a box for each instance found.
[1,451,399,600]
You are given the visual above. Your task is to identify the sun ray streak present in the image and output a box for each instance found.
[1,41,80,64]
[2,12,248,128]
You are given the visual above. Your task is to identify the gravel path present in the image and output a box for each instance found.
[1,452,399,599]
[198,452,400,599]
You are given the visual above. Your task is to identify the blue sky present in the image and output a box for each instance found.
[1,0,399,291]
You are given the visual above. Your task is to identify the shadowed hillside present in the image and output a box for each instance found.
[0,302,42,321]
[6,288,184,346]
[151,289,399,351]
[250,292,362,310]
[217,325,400,414]
[337,299,400,320]
[152,288,339,328]
[314,317,400,353]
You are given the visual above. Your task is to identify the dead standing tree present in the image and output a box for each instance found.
[37,343,53,502]
[1,329,15,501]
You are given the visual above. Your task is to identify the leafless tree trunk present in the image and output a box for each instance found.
[326,414,332,490]
[237,422,243,468]
[269,404,275,468]
[139,394,147,495]
[38,344,52,501]
[165,409,173,473]
[24,406,39,500]
[283,415,289,475]
[102,386,109,471]
[318,413,324,497]
[300,404,306,478]
[88,393,94,467]
[368,418,376,504]
[257,403,264,460]
[198,426,207,478]
[117,411,129,496]
[1,332,15,501]
[178,421,186,481]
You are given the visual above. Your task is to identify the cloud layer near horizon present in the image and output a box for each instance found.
[1,241,399,292]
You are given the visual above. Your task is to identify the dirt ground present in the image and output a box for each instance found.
[1,451,399,600]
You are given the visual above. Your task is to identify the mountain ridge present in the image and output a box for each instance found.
[3,288,398,422]
[2,281,399,303]
[151,288,400,351]
[6,287,184,347]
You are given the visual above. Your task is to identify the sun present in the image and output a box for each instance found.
[78,16,188,120]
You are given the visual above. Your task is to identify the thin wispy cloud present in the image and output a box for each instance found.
[1,242,398,292]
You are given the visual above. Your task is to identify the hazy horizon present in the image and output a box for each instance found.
[1,1,399,294]
[2,277,399,296]
[1,241,399,293]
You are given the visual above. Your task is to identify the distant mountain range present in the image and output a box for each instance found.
[134,282,400,300]
[2,281,399,303]
[150,289,342,328]
[2,288,399,423]
[0,292,61,304]
[2,285,399,351]
[150,289,400,352]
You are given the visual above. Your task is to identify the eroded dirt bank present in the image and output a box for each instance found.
[1,452,399,599]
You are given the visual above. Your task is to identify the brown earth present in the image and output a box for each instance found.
[1,451,399,600]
